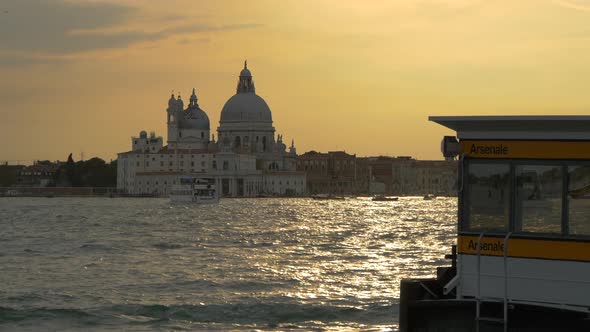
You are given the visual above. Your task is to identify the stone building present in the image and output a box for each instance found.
[117,62,306,197]
[297,152,457,196]
[297,151,357,194]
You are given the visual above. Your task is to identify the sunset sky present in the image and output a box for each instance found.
[2,0,590,163]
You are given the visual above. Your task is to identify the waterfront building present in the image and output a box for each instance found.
[117,62,306,196]
[297,151,357,194]
[390,159,457,196]
[16,160,61,187]
[297,152,457,196]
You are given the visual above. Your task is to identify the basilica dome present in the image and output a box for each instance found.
[220,93,272,123]
[219,61,273,124]
[179,88,210,130]
[180,107,210,130]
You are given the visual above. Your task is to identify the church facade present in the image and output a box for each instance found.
[117,62,306,197]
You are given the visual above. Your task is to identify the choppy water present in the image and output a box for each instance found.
[0,197,456,331]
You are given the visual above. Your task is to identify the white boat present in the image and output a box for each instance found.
[423,193,435,200]
[371,195,398,202]
[169,177,219,203]
[311,194,346,200]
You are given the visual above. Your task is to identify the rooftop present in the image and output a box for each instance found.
[429,115,590,140]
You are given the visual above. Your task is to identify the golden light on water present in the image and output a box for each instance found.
[1,196,457,330]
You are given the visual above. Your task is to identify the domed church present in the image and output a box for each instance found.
[117,62,306,197]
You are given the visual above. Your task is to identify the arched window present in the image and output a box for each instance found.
[235,136,241,148]
[262,136,267,151]
[201,132,204,139]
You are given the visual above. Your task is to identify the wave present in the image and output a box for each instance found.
[0,302,396,326]
[0,306,95,323]
[152,242,184,250]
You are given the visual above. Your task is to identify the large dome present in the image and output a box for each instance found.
[219,62,273,124]
[220,93,272,123]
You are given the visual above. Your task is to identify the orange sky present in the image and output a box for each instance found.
[2,0,590,163]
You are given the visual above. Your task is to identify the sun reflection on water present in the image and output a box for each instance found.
[0,196,457,331]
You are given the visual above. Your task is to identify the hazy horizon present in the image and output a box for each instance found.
[2,0,590,162]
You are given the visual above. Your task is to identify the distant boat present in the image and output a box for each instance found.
[311,194,346,200]
[423,194,436,200]
[5,189,19,197]
[371,195,398,202]
[170,177,219,203]
[569,184,590,199]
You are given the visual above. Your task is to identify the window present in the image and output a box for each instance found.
[212,160,217,169]
[568,166,590,236]
[515,165,562,234]
[465,163,510,232]
[191,161,194,167]
[223,161,229,170]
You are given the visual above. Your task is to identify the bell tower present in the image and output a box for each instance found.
[167,93,180,146]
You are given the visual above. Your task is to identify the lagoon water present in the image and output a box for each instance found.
[0,197,456,331]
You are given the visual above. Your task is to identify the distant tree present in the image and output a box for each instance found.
[0,165,19,187]
[53,154,116,187]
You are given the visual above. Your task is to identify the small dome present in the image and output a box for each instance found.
[139,130,148,139]
[177,96,184,109]
[240,60,251,77]
[168,94,176,108]
[240,67,251,77]
[220,93,272,123]
[179,106,210,130]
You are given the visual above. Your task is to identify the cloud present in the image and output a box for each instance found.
[0,0,136,53]
[0,53,68,66]
[550,0,590,11]
[0,1,261,63]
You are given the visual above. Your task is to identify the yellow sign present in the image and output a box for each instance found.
[458,235,590,262]
[461,140,590,159]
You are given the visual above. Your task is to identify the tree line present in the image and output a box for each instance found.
[53,154,117,187]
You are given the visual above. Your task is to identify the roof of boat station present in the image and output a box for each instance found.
[429,116,590,140]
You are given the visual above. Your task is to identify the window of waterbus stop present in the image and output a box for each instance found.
[514,165,562,234]
[568,166,590,236]
[466,163,510,232]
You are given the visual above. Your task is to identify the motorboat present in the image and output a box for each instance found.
[371,195,398,201]
[311,194,346,200]
[423,194,435,200]
[170,177,219,203]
